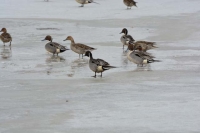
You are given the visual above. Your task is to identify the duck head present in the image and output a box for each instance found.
[0,28,7,33]
[120,28,128,35]
[84,51,92,58]
[42,35,53,42]
[63,36,75,42]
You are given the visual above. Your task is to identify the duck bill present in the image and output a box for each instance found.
[41,39,46,41]
[63,39,67,41]
[119,32,122,34]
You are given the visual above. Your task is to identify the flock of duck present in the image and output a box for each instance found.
[1,0,160,78]
[44,0,137,9]
[0,27,159,78]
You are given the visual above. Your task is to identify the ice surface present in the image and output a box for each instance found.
[0,0,200,133]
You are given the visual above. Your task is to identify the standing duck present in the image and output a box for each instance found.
[127,43,160,66]
[120,28,135,50]
[63,36,96,58]
[123,0,137,9]
[42,35,69,56]
[84,51,116,78]
[75,0,98,7]
[0,28,12,46]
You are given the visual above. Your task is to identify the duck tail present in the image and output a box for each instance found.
[148,59,161,63]
[102,66,117,70]
[89,0,99,4]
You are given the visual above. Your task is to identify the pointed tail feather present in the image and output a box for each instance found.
[148,59,161,63]
[103,66,117,70]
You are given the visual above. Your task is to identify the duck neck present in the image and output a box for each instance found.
[125,30,128,35]
[89,53,93,59]
[70,38,75,44]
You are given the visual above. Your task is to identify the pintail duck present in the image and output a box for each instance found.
[120,28,135,50]
[127,43,160,66]
[42,35,69,56]
[0,28,12,46]
[128,41,158,52]
[75,0,99,7]
[63,36,96,58]
[123,0,137,9]
[84,51,116,78]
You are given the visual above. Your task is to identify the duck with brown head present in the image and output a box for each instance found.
[84,51,116,78]
[120,28,135,50]
[42,35,69,56]
[0,28,12,46]
[63,36,96,59]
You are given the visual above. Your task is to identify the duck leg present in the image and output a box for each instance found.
[80,4,84,7]
[82,54,83,59]
[100,72,102,77]
[92,72,96,78]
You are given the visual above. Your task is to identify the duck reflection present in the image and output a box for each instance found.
[46,55,65,63]
[45,55,66,75]
[133,64,152,72]
[1,46,12,59]
[71,58,88,69]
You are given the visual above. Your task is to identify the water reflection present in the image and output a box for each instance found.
[133,64,152,71]
[71,58,88,69]
[1,46,12,59]
[46,55,65,63]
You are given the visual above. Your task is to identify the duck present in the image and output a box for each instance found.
[42,35,69,56]
[63,36,96,58]
[84,51,116,78]
[128,40,158,52]
[123,0,137,9]
[127,43,160,66]
[75,0,98,7]
[128,43,155,59]
[0,28,12,46]
[120,28,135,50]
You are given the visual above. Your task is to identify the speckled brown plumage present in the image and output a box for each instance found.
[0,28,12,46]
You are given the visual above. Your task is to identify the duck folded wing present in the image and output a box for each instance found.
[92,59,110,66]
[75,43,96,50]
[126,35,135,42]
[52,42,67,50]
[134,51,154,60]
[136,41,156,46]
[1,33,12,41]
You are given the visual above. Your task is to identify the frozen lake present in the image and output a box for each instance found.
[0,0,200,133]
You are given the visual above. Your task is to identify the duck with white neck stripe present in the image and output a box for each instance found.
[84,51,116,78]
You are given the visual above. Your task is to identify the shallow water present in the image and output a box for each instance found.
[1,0,200,133]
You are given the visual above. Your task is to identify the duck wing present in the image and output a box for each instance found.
[1,33,12,41]
[126,35,135,42]
[51,42,68,50]
[75,43,96,50]
[91,58,110,66]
